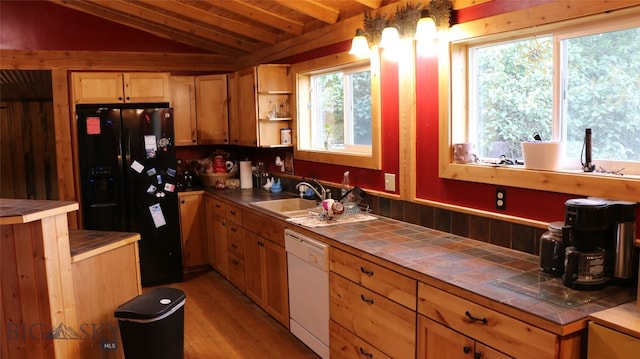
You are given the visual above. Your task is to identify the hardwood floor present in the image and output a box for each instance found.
[153,269,321,359]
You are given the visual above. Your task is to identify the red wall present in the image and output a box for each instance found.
[3,0,635,225]
[0,1,205,53]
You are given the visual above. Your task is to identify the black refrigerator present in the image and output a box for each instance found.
[76,104,183,286]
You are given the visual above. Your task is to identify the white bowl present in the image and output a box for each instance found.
[521,141,563,171]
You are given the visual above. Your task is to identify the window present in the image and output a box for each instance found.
[468,23,640,174]
[293,51,381,169]
[308,64,371,152]
[441,7,640,202]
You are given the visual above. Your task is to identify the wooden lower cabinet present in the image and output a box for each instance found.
[418,283,557,359]
[178,192,207,267]
[243,216,289,327]
[226,209,245,291]
[330,272,416,358]
[417,315,512,359]
[330,320,392,359]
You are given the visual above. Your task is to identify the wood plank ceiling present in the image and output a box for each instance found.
[48,0,396,58]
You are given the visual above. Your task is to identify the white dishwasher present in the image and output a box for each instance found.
[284,228,329,359]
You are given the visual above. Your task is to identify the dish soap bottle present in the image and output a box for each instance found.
[341,171,351,198]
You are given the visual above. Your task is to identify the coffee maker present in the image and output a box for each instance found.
[562,198,638,290]
[562,198,610,290]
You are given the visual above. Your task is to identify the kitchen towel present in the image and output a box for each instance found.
[239,161,253,189]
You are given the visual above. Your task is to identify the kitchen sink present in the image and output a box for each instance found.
[250,198,318,218]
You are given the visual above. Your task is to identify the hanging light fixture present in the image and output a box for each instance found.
[378,26,399,48]
[349,28,371,57]
[414,13,437,41]
[349,1,453,55]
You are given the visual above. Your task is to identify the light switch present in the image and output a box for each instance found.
[384,173,396,192]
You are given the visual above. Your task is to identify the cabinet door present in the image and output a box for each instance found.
[244,230,266,307]
[124,73,170,103]
[236,67,258,146]
[588,322,640,359]
[228,71,240,145]
[257,64,292,93]
[417,315,475,359]
[195,74,229,145]
[179,193,207,267]
[212,214,229,278]
[72,72,124,104]
[170,76,197,146]
[204,196,216,267]
[264,239,289,327]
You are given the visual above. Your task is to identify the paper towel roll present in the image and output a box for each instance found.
[239,161,253,189]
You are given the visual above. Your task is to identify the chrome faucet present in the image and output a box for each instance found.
[296,179,326,201]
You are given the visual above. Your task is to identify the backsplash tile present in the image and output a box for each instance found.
[277,176,544,256]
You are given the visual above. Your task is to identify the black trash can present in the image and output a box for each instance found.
[114,287,186,359]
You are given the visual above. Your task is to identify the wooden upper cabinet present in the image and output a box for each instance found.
[257,64,291,93]
[170,76,198,146]
[124,73,170,103]
[195,74,229,145]
[232,64,292,147]
[235,67,259,146]
[72,72,170,104]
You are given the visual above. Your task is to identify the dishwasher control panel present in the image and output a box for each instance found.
[285,229,329,271]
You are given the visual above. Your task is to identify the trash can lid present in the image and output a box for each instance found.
[114,287,186,320]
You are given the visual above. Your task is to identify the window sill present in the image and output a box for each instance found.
[440,162,640,202]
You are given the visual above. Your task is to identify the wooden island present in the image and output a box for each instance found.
[1,199,141,359]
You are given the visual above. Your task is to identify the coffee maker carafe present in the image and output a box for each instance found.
[562,198,611,290]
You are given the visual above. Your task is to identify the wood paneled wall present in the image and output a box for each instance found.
[0,101,58,200]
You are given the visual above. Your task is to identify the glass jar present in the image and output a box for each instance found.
[539,221,564,276]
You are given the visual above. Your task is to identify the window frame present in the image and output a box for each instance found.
[439,6,640,202]
[293,51,382,169]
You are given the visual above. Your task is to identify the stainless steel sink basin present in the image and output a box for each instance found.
[250,198,318,218]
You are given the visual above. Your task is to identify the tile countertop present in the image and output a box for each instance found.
[208,188,636,336]
[0,198,78,225]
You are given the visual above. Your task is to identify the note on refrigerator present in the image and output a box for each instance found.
[149,203,166,228]
[145,135,157,159]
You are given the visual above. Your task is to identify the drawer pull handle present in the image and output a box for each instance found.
[465,311,488,325]
[463,346,471,354]
[474,353,482,359]
[230,210,236,215]
[359,347,373,358]
[360,266,374,276]
[360,294,374,305]
[232,244,237,249]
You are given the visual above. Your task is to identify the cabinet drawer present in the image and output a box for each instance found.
[330,273,416,359]
[243,210,285,246]
[330,320,392,359]
[228,254,245,292]
[209,197,226,217]
[226,204,243,224]
[330,248,416,309]
[228,236,244,260]
[418,283,556,359]
[227,221,243,242]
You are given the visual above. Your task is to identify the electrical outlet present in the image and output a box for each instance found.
[496,188,507,210]
[384,173,396,192]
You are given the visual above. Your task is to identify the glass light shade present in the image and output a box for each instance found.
[379,27,399,48]
[349,35,371,57]
[415,16,437,41]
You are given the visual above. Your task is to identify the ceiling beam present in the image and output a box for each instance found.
[274,0,340,24]
[353,0,384,9]
[49,0,228,53]
[145,0,277,44]
[83,0,257,52]
[203,0,305,35]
